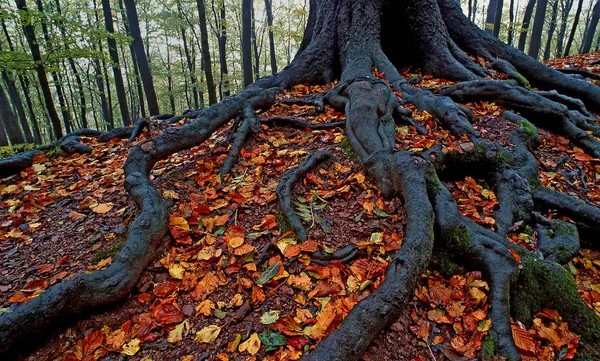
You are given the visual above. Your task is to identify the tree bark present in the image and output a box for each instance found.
[543,0,560,60]
[265,0,277,74]
[528,0,549,59]
[123,0,160,115]
[242,0,254,87]
[118,0,146,119]
[485,0,499,35]
[197,0,218,105]
[15,0,63,139]
[492,0,504,38]
[556,0,575,58]
[218,1,230,98]
[518,0,536,51]
[0,81,25,145]
[582,0,600,54]
[564,0,583,56]
[102,0,131,126]
[507,0,516,46]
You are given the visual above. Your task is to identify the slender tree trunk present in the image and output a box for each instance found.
[582,0,600,53]
[118,0,146,119]
[34,0,72,134]
[123,0,160,115]
[1,71,33,143]
[54,0,87,129]
[180,26,200,109]
[518,0,537,51]
[556,0,575,58]
[165,34,176,113]
[178,46,191,109]
[196,0,218,105]
[251,5,261,80]
[0,116,8,146]
[101,0,131,126]
[528,0,549,59]
[472,0,479,22]
[507,0,516,46]
[0,82,25,144]
[492,0,504,38]
[264,0,277,74]
[15,0,63,139]
[19,76,41,144]
[485,0,498,35]
[2,21,41,143]
[580,1,595,53]
[218,1,230,98]
[543,0,559,60]
[564,0,583,56]
[242,0,254,87]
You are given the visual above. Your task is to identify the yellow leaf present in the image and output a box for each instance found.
[167,320,189,343]
[196,300,215,316]
[169,264,185,279]
[121,338,141,356]
[195,325,221,343]
[92,203,113,214]
[238,333,261,355]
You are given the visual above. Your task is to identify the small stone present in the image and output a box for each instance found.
[182,304,194,317]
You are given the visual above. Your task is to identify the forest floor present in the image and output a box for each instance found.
[2,53,600,361]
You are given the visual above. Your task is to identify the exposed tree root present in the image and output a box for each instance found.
[276,150,331,242]
[440,80,600,158]
[311,245,360,265]
[220,105,261,177]
[0,128,105,179]
[97,126,134,143]
[557,67,600,81]
[260,116,345,130]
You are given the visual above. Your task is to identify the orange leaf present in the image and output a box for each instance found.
[511,325,536,353]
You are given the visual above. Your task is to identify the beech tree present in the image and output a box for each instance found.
[2,1,600,361]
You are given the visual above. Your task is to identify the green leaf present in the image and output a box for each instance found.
[259,331,287,351]
[256,262,281,285]
[373,208,390,218]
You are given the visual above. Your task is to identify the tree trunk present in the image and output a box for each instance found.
[0,81,25,145]
[582,0,600,53]
[518,0,536,51]
[101,0,131,126]
[242,0,254,87]
[564,0,583,56]
[180,24,200,109]
[123,0,160,115]
[265,0,277,74]
[1,72,33,143]
[34,0,73,134]
[197,0,218,105]
[556,0,575,58]
[218,1,230,98]
[485,0,499,35]
[118,0,146,119]
[543,0,559,60]
[507,0,516,46]
[0,115,8,146]
[15,0,63,139]
[251,5,261,81]
[528,0,549,59]
[492,0,504,38]
[165,33,176,113]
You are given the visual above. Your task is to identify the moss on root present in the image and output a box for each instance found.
[479,334,497,360]
[511,257,600,354]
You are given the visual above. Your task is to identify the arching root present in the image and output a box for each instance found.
[220,105,261,177]
[276,150,331,242]
[260,116,344,130]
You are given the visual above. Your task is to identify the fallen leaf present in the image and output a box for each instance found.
[196,325,221,343]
